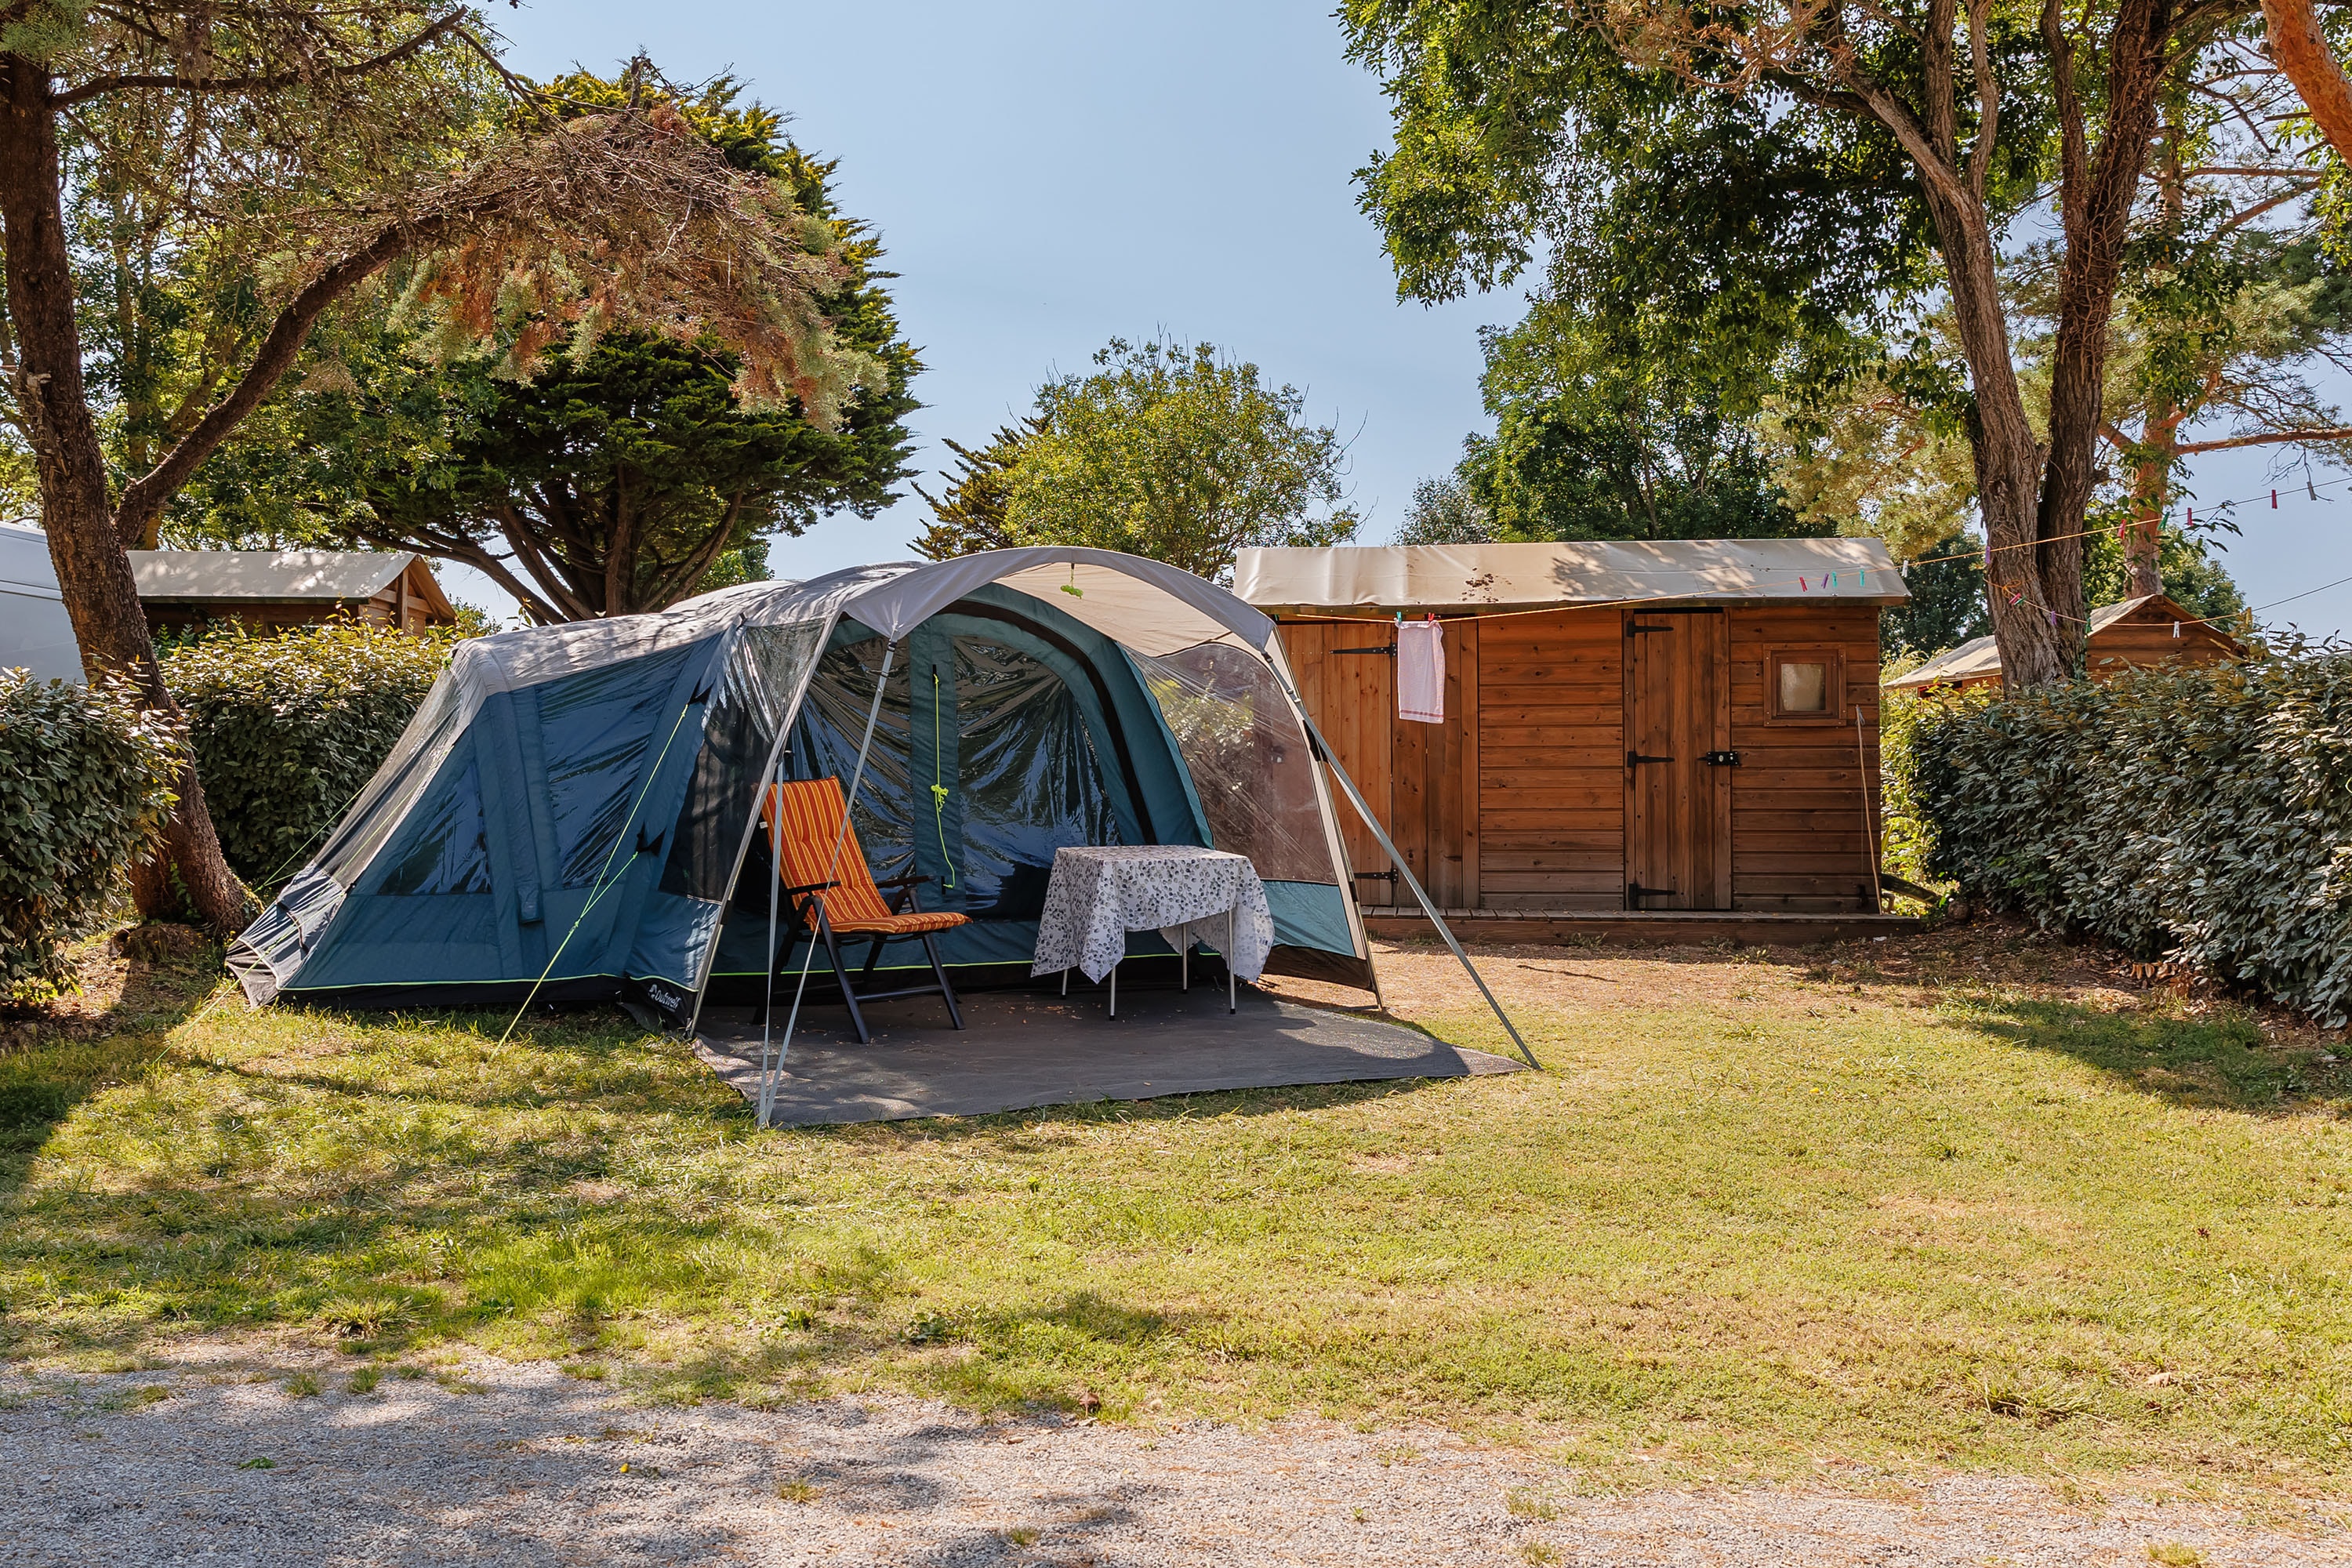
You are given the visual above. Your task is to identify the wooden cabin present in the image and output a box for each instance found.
[1882,593,2243,693]
[130,550,457,637]
[1236,539,1909,935]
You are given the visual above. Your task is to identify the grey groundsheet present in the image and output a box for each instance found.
[694,982,1521,1127]
[2,1353,2339,1567]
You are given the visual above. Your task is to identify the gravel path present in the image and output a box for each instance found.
[2,1354,2339,1566]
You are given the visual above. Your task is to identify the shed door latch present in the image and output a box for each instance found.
[1702,750,1741,767]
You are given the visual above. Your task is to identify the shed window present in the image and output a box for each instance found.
[1769,649,1843,722]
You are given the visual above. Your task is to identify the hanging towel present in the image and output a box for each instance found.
[1397,620,1445,724]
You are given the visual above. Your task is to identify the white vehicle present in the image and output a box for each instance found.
[0,520,84,683]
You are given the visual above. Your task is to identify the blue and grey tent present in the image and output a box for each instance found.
[229,550,1483,1036]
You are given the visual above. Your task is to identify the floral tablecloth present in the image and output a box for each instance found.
[1030,845,1275,985]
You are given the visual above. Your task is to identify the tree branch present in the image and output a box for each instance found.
[2176,425,2352,452]
[53,12,474,108]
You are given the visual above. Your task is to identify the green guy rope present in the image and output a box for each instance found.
[929,666,956,889]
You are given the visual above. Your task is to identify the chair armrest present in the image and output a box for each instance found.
[782,880,841,897]
[876,871,931,913]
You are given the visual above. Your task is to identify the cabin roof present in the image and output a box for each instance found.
[128,550,455,619]
[1234,538,1909,615]
[1884,593,2244,691]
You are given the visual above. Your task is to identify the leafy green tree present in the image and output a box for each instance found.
[1396,471,1494,544]
[912,415,1048,561]
[926,338,1359,583]
[1455,296,1821,543]
[1882,534,1993,659]
[176,70,920,621]
[0,14,873,929]
[1342,0,2310,687]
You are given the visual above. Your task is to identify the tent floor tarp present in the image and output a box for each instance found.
[693,983,1520,1127]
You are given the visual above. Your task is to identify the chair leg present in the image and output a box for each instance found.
[861,933,887,982]
[818,909,871,1045]
[921,932,964,1030]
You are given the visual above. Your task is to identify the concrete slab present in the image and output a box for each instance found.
[695,982,1523,1127]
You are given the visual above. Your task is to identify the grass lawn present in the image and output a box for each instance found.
[4,922,2350,1501]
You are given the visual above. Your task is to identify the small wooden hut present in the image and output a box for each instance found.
[1882,593,2243,693]
[1236,539,1911,938]
[130,550,457,637]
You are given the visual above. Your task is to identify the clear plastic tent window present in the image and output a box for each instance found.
[1129,644,1332,886]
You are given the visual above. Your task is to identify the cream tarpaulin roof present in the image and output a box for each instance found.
[129,549,455,617]
[1233,538,1908,615]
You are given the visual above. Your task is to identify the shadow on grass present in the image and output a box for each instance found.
[0,931,222,1203]
[1947,992,2347,1113]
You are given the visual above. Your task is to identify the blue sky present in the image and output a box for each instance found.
[470,0,2352,638]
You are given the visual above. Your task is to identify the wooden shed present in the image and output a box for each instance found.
[1236,539,1911,940]
[1882,593,2243,693]
[129,550,457,637]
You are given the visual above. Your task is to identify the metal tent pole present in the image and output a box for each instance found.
[758,641,898,1126]
[1269,669,1541,1071]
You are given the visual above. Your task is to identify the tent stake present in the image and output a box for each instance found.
[1271,673,1541,1071]
[760,641,898,1127]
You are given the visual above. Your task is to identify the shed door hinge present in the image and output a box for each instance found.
[1627,751,1674,767]
[1334,644,1396,656]
[1353,869,1400,883]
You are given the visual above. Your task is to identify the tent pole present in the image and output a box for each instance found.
[1269,669,1541,1071]
[759,640,898,1127]
[755,746,786,1127]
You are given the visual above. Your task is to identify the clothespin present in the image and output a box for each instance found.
[2172,621,2180,638]
[1799,576,1809,592]
[2046,609,2058,628]
[2272,490,2279,509]
[1858,568,1866,587]
[2118,521,2128,543]
[1828,571,1838,590]
[2008,586,2025,607]
[2187,506,2194,526]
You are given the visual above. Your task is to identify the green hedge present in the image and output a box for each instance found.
[1911,646,2352,1024]
[161,622,458,889]
[0,673,183,996]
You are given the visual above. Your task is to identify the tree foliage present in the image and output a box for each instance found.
[0,12,888,927]
[1342,0,2301,688]
[919,339,1359,583]
[171,70,920,622]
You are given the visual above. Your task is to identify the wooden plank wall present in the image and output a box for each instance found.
[2087,604,2241,676]
[1726,604,1879,912]
[1282,603,1883,916]
[1278,621,1394,904]
[1477,609,1624,911]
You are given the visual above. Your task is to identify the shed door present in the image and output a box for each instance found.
[1623,610,1731,909]
[1275,622,1394,906]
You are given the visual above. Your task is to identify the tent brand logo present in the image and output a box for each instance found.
[644,983,682,1014]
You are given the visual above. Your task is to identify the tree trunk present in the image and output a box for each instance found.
[1915,175,2078,688]
[0,56,252,933]
[2124,402,2180,600]
[2262,0,2352,164]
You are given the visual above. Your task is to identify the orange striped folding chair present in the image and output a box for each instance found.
[754,777,969,1043]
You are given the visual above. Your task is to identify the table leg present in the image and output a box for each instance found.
[1228,903,1236,1013]
[1061,966,1069,996]
[1109,960,1116,1019]
[1182,942,1189,993]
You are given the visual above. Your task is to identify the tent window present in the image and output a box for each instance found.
[1131,644,1335,885]
[952,634,1120,918]
[660,622,824,902]
[371,758,491,896]
[791,635,916,885]
[539,648,695,887]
